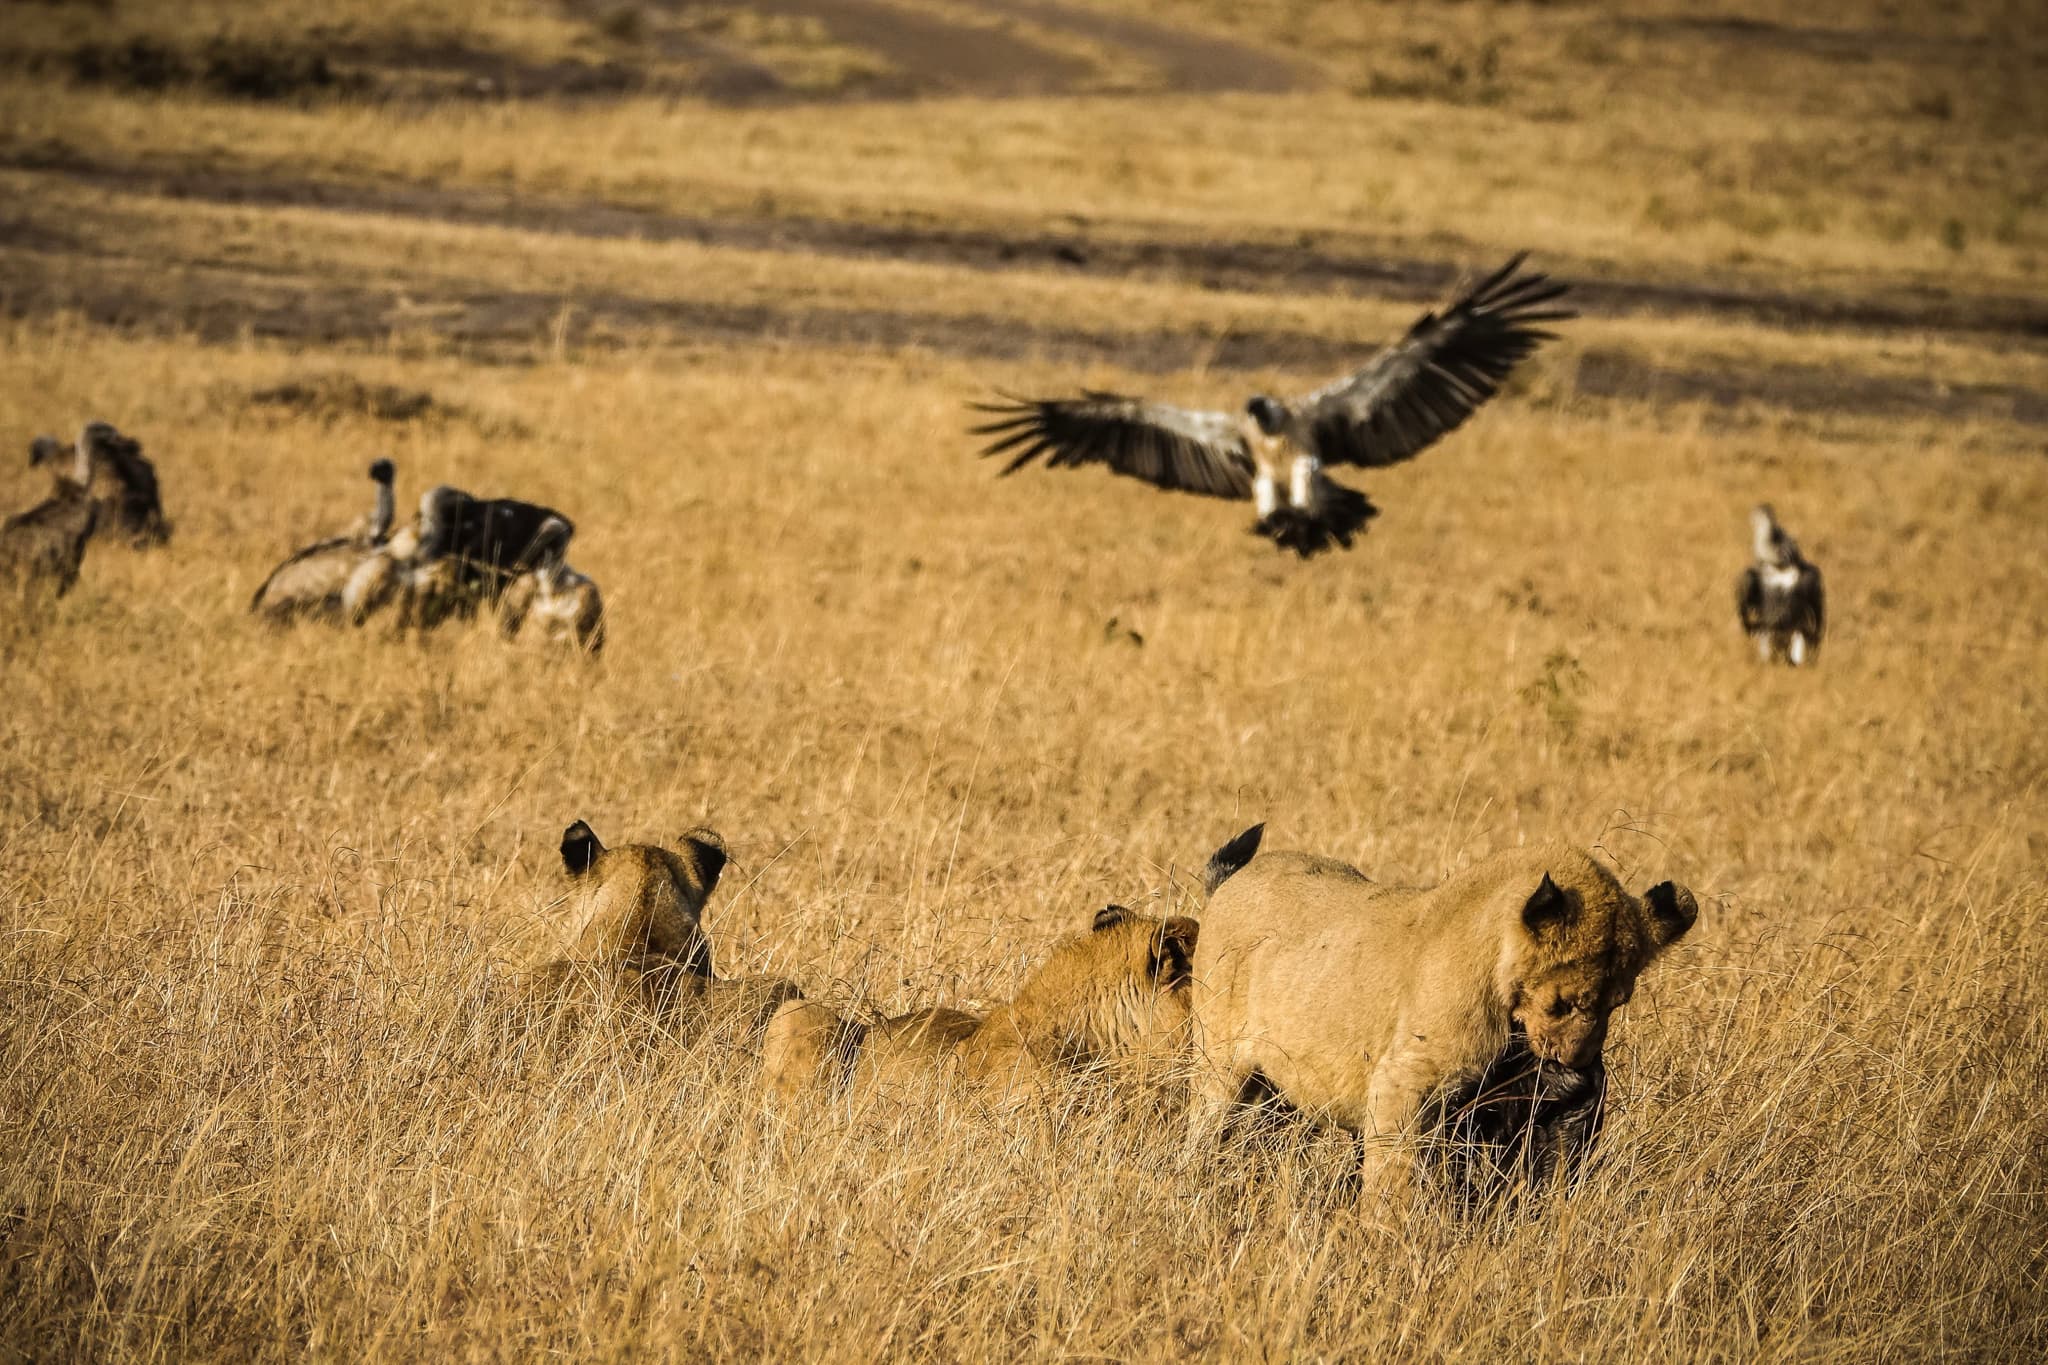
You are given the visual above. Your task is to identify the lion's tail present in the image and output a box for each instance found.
[1201,823,1265,897]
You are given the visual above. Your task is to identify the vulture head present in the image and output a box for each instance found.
[1245,395,1289,436]
[1751,504,1799,568]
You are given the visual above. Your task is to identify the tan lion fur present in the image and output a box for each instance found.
[530,820,800,1042]
[1187,838,1696,1197]
[762,904,1199,1107]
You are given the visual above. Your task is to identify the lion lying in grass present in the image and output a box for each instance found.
[761,904,1199,1106]
[528,819,800,1041]
[1189,827,1695,1202]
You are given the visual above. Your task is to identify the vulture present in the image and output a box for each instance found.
[971,254,1572,556]
[250,459,398,624]
[498,521,607,655]
[1737,504,1825,666]
[1,479,98,598]
[32,420,167,547]
[389,485,574,631]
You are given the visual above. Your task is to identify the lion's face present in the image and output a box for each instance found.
[1038,905,1201,1059]
[558,819,728,973]
[1512,962,1630,1068]
[1507,869,1697,1069]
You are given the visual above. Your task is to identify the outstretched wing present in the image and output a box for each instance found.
[970,391,1256,500]
[1736,567,1764,634]
[1795,562,1825,642]
[1294,253,1573,468]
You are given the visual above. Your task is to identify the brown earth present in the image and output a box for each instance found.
[7,0,1312,108]
[4,227,2041,433]
[6,149,2040,347]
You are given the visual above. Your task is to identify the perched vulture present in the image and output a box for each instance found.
[1737,504,1825,666]
[972,254,1571,556]
[32,420,167,548]
[498,516,607,654]
[1,481,98,597]
[250,458,398,624]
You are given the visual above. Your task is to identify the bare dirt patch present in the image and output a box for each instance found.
[245,374,443,423]
[5,237,2040,434]
[8,150,2040,346]
[962,0,1306,94]
[744,0,1096,98]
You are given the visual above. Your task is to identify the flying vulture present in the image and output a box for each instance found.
[971,254,1572,556]
[1737,504,1825,666]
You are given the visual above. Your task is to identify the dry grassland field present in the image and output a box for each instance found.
[2,0,2046,1359]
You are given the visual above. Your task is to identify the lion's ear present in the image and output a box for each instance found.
[1150,916,1200,988]
[681,827,728,893]
[1521,873,1574,936]
[1092,904,1132,932]
[561,820,604,876]
[1644,881,1698,951]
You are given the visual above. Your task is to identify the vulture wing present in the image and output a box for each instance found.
[1293,254,1573,468]
[1794,562,1826,642]
[970,391,1256,500]
[1736,566,1765,634]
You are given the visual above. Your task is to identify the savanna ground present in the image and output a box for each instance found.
[2,0,2046,1358]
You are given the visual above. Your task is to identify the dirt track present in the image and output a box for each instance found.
[358,0,1315,103]
[7,150,2040,348]
[614,0,1313,99]
[5,222,2042,433]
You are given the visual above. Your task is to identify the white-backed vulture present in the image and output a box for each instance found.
[31,421,167,548]
[1737,504,1825,666]
[972,255,1571,556]
[2,434,99,597]
[250,459,399,624]
[498,522,605,654]
[345,485,573,633]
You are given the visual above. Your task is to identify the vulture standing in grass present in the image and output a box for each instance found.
[1737,503,1825,666]
[250,458,399,624]
[343,484,576,633]
[971,254,1572,556]
[32,420,168,547]
[498,516,607,654]
[2,433,99,597]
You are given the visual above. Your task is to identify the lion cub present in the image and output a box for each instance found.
[531,819,800,1039]
[1189,830,1695,1200]
[761,904,1199,1106]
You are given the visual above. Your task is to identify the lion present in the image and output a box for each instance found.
[761,903,1200,1107]
[1187,827,1695,1203]
[530,819,800,1041]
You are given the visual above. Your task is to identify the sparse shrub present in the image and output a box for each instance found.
[1909,89,1954,120]
[68,33,359,102]
[1519,649,1588,742]
[598,5,648,45]
[246,374,442,423]
[199,37,346,101]
[69,37,187,92]
[1353,38,1506,106]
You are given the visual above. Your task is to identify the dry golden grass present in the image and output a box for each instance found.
[4,0,2047,1357]
[10,71,2036,295]
[5,1,2041,294]
[4,318,2045,1359]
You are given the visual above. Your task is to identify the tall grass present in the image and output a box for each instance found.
[3,319,2045,1357]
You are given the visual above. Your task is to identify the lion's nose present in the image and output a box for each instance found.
[1565,1027,1607,1070]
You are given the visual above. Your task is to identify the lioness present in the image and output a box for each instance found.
[532,819,800,1039]
[761,904,1199,1106]
[1188,830,1695,1200]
